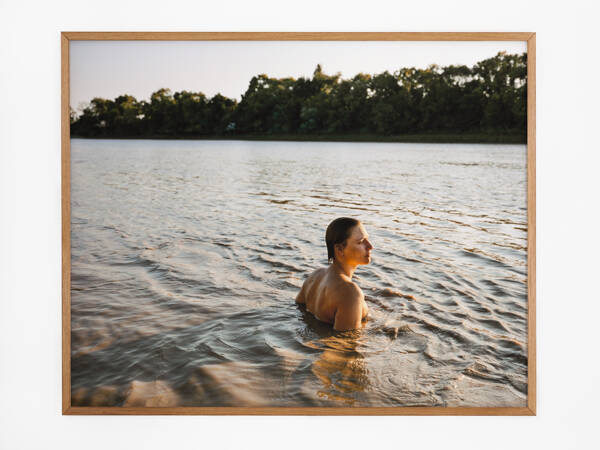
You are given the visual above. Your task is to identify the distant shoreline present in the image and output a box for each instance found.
[70,133,526,144]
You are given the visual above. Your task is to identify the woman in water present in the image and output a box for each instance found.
[296,218,373,331]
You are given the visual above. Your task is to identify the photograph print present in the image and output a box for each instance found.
[63,33,534,413]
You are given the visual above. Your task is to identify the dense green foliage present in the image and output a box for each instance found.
[71,52,527,142]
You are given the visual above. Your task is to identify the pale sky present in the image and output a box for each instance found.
[70,40,526,111]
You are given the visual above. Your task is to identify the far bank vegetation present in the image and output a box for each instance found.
[71,52,527,143]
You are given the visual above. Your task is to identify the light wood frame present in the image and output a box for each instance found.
[61,32,536,416]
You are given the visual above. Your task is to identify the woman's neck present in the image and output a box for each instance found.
[330,259,357,280]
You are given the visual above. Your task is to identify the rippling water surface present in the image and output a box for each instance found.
[70,138,528,407]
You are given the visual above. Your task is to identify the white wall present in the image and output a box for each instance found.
[1,1,598,449]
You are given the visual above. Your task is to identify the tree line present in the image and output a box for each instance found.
[70,51,527,142]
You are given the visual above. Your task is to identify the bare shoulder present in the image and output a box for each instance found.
[304,267,327,289]
[295,267,327,304]
[333,280,364,304]
[332,281,365,331]
[308,267,328,281]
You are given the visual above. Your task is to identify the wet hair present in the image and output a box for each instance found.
[325,217,360,263]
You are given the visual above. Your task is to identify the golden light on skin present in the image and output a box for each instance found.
[331,223,374,280]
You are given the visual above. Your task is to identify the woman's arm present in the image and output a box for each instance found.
[333,283,364,331]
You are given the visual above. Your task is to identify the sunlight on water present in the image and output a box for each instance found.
[70,139,527,407]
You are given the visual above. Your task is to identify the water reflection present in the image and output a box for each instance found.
[71,139,528,407]
[311,335,368,405]
[297,304,368,405]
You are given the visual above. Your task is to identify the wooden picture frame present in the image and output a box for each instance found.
[62,32,536,415]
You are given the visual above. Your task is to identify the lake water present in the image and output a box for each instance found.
[70,138,528,407]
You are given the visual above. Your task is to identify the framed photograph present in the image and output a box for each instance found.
[62,32,536,415]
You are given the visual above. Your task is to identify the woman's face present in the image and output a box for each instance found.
[338,223,373,266]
